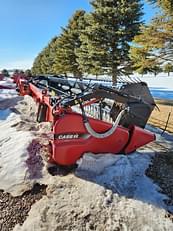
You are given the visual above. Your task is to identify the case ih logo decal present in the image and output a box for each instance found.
[54,133,90,140]
[55,134,79,140]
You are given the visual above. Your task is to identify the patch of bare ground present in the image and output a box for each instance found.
[0,184,47,231]
[146,152,173,222]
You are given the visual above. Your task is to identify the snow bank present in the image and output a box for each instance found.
[0,89,18,101]
[0,77,14,87]
[14,176,173,231]
[76,151,173,213]
[0,86,50,196]
[0,108,11,120]
[146,125,173,153]
[0,111,34,195]
[76,124,173,213]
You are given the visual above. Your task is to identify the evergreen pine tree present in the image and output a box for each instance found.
[77,0,143,83]
[147,0,173,15]
[32,52,44,75]
[32,37,58,75]
[130,13,173,72]
[53,10,86,77]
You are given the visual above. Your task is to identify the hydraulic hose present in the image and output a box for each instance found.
[79,101,128,138]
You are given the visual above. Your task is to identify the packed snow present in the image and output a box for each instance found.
[0,80,50,196]
[76,152,173,213]
[0,110,34,195]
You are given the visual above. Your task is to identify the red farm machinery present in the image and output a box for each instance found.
[16,75,156,166]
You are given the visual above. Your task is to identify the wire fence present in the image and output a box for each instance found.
[149,112,173,134]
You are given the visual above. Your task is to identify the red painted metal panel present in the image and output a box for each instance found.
[124,125,155,154]
[51,113,129,165]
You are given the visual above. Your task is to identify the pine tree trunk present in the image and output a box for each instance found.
[112,63,117,85]
[112,72,117,85]
[111,45,117,85]
[78,72,83,80]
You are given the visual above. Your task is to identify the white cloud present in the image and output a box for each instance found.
[0,59,34,70]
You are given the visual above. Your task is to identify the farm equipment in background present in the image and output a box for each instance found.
[0,73,16,89]
[16,75,156,166]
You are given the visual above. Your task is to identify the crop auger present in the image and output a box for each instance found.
[16,75,156,165]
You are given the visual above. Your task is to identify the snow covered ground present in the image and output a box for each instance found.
[0,79,50,196]
[77,153,168,208]
[0,110,34,195]
[136,74,173,90]
[0,77,173,230]
[0,78,18,100]
[86,73,173,100]
[139,75,173,100]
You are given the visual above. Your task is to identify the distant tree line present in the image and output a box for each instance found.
[32,0,143,83]
[32,0,173,82]
[0,69,32,78]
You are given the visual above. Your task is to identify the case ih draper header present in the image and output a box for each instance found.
[15,74,156,166]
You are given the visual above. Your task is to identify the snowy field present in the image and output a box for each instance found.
[85,73,173,100]
[0,77,173,230]
[139,75,173,100]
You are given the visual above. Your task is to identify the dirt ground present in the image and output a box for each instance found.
[0,184,47,231]
[146,99,173,222]
[146,152,173,211]
[149,100,173,133]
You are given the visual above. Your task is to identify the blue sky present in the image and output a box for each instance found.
[0,0,157,70]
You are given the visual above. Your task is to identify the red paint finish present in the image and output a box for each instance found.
[29,84,54,122]
[51,113,129,165]
[12,73,26,83]
[50,113,155,165]
[17,79,30,96]
[124,125,156,154]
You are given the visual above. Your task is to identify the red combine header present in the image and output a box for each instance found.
[16,75,156,166]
